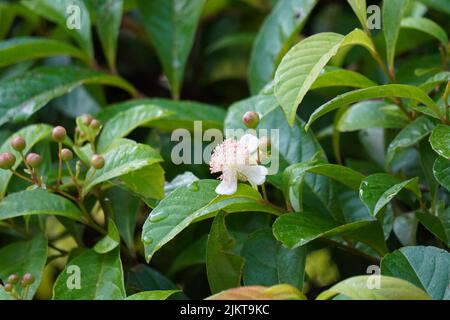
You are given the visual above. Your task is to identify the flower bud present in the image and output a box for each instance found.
[7,274,19,284]
[61,148,73,161]
[0,152,16,170]
[22,273,35,285]
[10,136,26,151]
[242,111,260,129]
[52,126,67,142]
[91,154,105,169]
[3,283,13,292]
[90,119,101,130]
[26,153,42,168]
[81,114,93,125]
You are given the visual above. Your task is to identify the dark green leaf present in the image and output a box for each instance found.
[94,219,120,254]
[433,156,450,192]
[126,290,179,300]
[430,124,450,158]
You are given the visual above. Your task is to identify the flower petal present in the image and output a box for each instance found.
[215,170,238,195]
[239,134,259,153]
[240,165,268,185]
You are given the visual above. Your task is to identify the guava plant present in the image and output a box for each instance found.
[0,0,449,301]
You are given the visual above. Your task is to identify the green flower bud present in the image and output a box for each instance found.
[0,152,16,170]
[22,273,35,285]
[7,274,19,284]
[90,119,101,130]
[3,283,13,292]
[52,126,67,142]
[242,111,260,129]
[10,136,26,151]
[26,153,43,168]
[81,114,93,125]
[61,148,73,161]
[91,154,105,169]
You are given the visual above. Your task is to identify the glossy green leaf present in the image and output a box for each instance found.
[21,0,93,57]
[393,213,418,246]
[168,234,207,275]
[338,101,409,132]
[248,0,318,93]
[0,37,91,68]
[127,264,181,293]
[126,290,179,300]
[401,17,448,45]
[359,173,421,216]
[53,249,125,299]
[0,124,52,198]
[0,66,136,127]
[274,29,375,125]
[433,156,450,192]
[311,68,377,90]
[206,212,244,294]
[317,275,431,300]
[429,124,450,158]
[381,246,450,300]
[97,104,170,152]
[142,180,282,262]
[88,0,123,70]
[119,164,165,200]
[207,284,307,300]
[416,208,450,246]
[416,0,450,14]
[0,234,47,300]
[386,116,436,164]
[273,212,388,255]
[347,0,367,30]
[136,0,206,98]
[94,219,120,254]
[0,189,83,221]
[382,0,409,70]
[83,142,163,195]
[241,229,306,290]
[306,85,441,130]
[96,99,226,132]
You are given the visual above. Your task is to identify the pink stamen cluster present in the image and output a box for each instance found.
[210,138,252,178]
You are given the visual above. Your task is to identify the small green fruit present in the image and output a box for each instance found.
[81,114,93,125]
[0,152,16,170]
[90,119,101,130]
[22,273,35,285]
[10,136,26,151]
[7,274,19,284]
[4,283,13,292]
[242,111,260,129]
[61,148,73,161]
[52,126,67,142]
[91,154,105,169]
[26,153,42,168]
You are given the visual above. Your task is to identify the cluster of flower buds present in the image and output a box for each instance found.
[2,273,35,299]
[75,114,102,146]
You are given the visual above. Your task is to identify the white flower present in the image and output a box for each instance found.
[209,134,268,195]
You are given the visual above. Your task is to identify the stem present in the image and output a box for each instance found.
[261,183,268,201]
[10,169,34,183]
[94,187,113,223]
[320,238,380,265]
[57,142,62,188]
[48,186,79,203]
[65,160,82,197]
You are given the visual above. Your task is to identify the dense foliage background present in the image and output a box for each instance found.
[0,0,449,300]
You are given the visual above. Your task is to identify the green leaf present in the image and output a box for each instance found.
[94,219,120,254]
[416,0,450,14]
[206,284,307,300]
[206,212,244,294]
[53,249,125,300]
[0,37,91,68]
[21,0,93,57]
[311,68,377,90]
[0,189,83,221]
[317,275,431,300]
[386,116,436,164]
[88,0,123,70]
[359,173,421,216]
[381,246,450,300]
[347,0,367,30]
[338,101,409,132]
[0,66,136,127]
[142,180,282,262]
[274,29,376,125]
[248,0,318,93]
[273,212,388,255]
[241,229,306,290]
[0,234,47,300]
[136,0,206,98]
[168,234,207,275]
[430,124,450,158]
[119,164,165,200]
[0,286,12,300]
[83,142,163,195]
[96,98,226,132]
[126,290,179,300]
[127,264,181,293]
[0,124,52,198]
[401,17,448,45]
[416,208,450,246]
[382,0,409,70]
[97,104,170,152]
[306,84,441,130]
[433,156,450,192]
[393,213,418,246]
